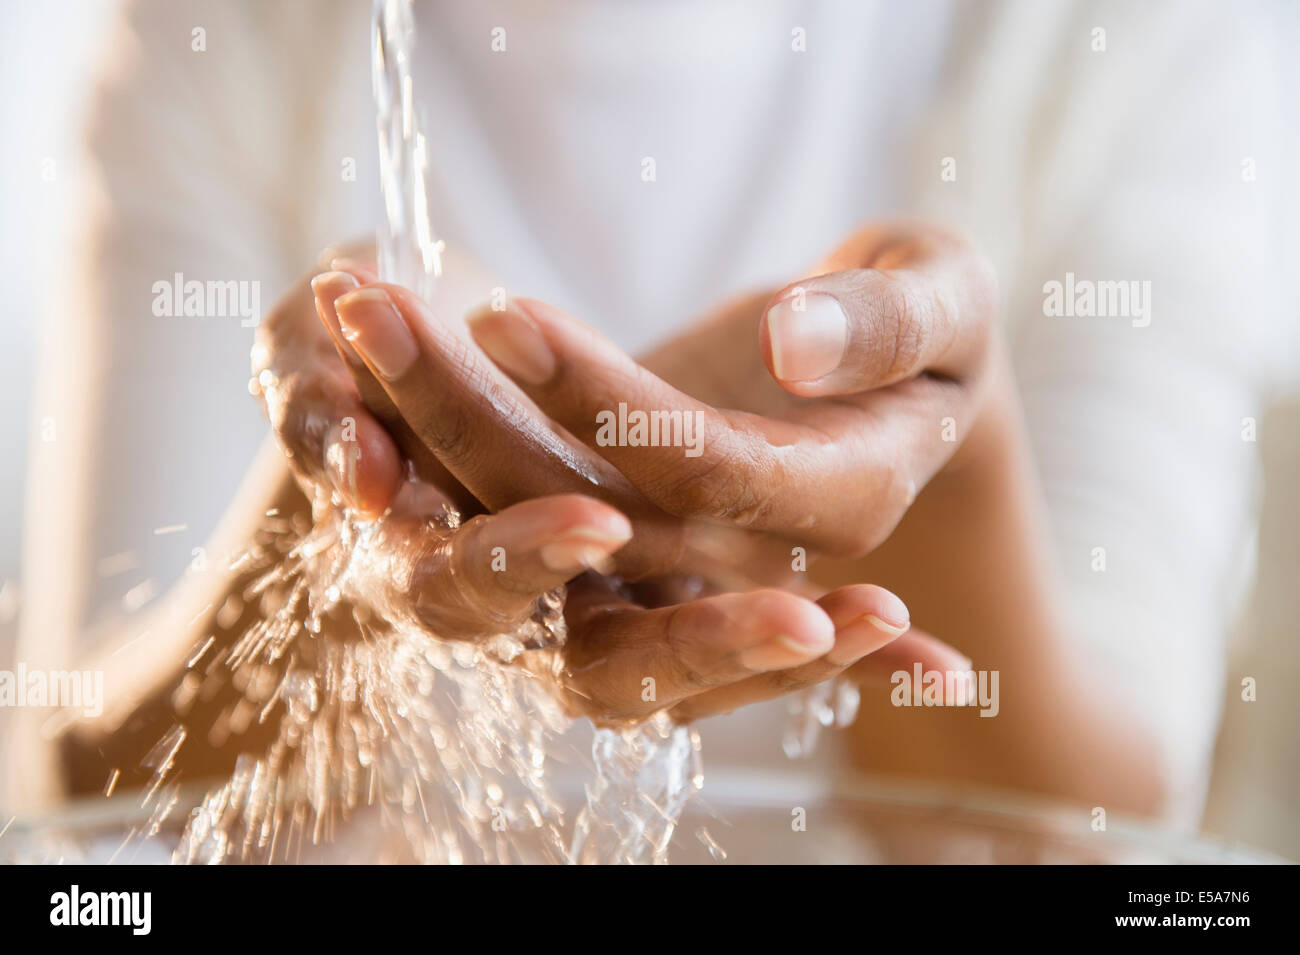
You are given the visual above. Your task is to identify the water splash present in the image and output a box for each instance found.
[782,677,860,761]
[163,0,702,865]
[166,499,699,863]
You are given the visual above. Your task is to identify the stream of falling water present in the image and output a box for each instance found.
[156,0,704,865]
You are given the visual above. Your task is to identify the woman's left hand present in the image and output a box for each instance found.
[328,222,997,580]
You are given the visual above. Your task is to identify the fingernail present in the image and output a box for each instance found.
[539,527,629,574]
[311,271,361,360]
[323,422,359,509]
[335,287,417,380]
[863,588,911,635]
[765,292,847,381]
[467,304,556,385]
[864,614,910,637]
[739,632,833,672]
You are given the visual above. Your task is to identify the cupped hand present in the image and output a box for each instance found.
[318,223,996,582]
[469,223,998,560]
[250,249,966,724]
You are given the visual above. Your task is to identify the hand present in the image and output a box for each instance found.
[321,222,996,582]
[251,245,476,518]
[251,253,964,724]
[537,574,967,724]
[472,222,998,560]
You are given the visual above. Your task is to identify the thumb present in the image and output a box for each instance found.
[759,267,958,398]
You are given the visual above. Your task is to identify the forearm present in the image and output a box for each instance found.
[820,340,1170,814]
[58,438,308,797]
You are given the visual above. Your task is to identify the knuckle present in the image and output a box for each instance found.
[884,279,929,381]
[648,442,772,526]
[653,456,733,516]
[416,339,493,463]
[663,604,727,691]
[427,404,475,462]
[768,666,819,694]
[660,652,718,696]
[403,533,515,638]
[454,516,539,601]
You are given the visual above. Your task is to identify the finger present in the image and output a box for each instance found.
[850,627,977,705]
[557,586,836,722]
[666,584,911,721]
[467,296,921,557]
[466,296,798,527]
[333,283,687,577]
[312,269,368,370]
[377,494,632,640]
[269,378,400,518]
[320,401,404,517]
[470,297,965,557]
[760,230,996,398]
[313,271,479,515]
[335,284,611,500]
[253,281,402,516]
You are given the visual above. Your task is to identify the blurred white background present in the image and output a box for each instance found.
[0,0,115,662]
